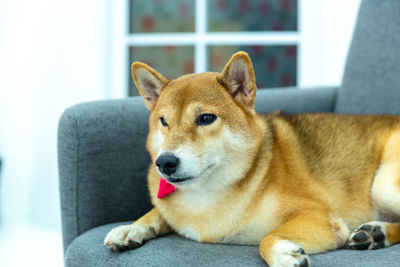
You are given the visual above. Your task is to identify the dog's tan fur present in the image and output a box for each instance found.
[104,52,400,266]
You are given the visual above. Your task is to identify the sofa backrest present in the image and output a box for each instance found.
[335,0,400,114]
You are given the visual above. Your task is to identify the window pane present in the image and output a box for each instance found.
[130,0,195,33]
[207,0,297,31]
[208,45,297,88]
[129,46,195,96]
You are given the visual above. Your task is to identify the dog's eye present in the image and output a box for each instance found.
[160,117,168,127]
[196,114,217,126]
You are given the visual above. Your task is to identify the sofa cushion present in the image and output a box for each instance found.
[336,0,400,114]
[65,222,400,267]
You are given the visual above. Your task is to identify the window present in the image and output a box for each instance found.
[109,0,327,97]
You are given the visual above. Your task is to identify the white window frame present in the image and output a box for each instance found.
[108,0,350,99]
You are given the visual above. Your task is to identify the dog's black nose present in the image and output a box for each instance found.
[156,154,179,176]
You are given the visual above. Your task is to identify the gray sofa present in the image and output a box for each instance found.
[58,0,400,266]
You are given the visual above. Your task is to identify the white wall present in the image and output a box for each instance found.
[320,0,361,86]
[299,0,361,88]
[0,0,110,228]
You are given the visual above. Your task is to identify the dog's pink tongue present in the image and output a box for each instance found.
[157,178,176,198]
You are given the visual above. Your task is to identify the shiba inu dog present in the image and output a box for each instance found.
[104,51,400,266]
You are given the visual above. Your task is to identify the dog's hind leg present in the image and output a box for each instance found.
[348,131,400,250]
[347,221,400,250]
[370,131,400,217]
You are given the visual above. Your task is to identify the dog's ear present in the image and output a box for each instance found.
[218,51,257,110]
[132,62,169,110]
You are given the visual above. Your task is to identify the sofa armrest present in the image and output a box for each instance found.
[255,87,338,114]
[58,97,153,253]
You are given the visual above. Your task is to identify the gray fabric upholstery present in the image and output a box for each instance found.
[336,0,400,114]
[255,87,337,114]
[65,222,400,267]
[58,97,153,252]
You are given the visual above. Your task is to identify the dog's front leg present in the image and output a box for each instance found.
[259,211,349,267]
[104,208,171,252]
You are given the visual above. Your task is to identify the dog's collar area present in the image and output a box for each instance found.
[157,178,176,198]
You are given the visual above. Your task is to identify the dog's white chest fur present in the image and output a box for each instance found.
[160,188,279,245]
[221,193,280,245]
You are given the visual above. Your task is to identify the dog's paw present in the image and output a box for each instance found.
[104,224,156,252]
[347,221,389,250]
[271,240,310,267]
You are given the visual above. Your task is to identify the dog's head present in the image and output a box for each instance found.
[132,51,263,191]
